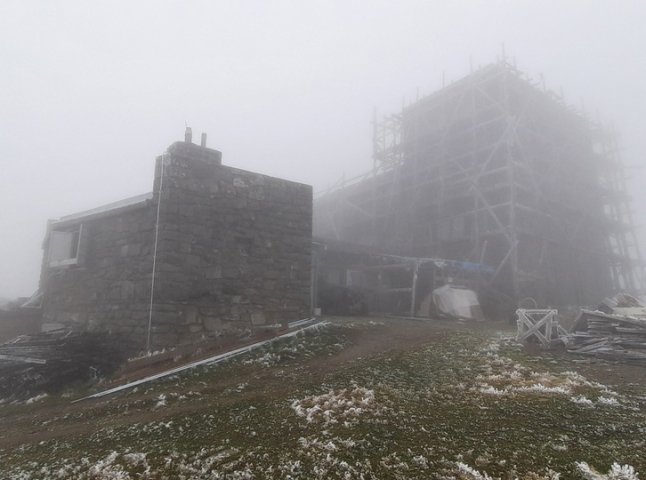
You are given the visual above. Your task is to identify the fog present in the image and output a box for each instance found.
[1,0,645,299]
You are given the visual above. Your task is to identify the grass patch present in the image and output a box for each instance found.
[1,323,644,479]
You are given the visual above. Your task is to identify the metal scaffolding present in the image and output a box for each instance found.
[314,59,643,305]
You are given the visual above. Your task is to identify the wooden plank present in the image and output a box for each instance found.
[0,354,47,365]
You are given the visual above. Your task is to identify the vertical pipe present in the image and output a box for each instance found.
[501,61,519,300]
[311,248,319,315]
[410,261,420,317]
[147,153,165,353]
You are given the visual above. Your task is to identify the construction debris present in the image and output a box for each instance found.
[569,308,646,364]
[513,293,646,364]
[597,292,646,317]
[0,329,130,401]
[0,305,42,342]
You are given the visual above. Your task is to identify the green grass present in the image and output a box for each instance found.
[1,323,644,479]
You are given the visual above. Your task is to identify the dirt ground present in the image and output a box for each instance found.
[1,316,645,479]
[0,316,461,449]
[2,316,644,449]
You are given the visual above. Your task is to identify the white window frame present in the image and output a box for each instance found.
[48,224,83,268]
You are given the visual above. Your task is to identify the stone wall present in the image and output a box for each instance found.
[41,141,313,348]
[41,203,157,341]
[149,142,312,346]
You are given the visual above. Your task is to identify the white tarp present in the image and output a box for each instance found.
[432,284,484,321]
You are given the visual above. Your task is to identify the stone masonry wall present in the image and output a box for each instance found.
[148,142,312,346]
[41,141,312,349]
[41,204,156,342]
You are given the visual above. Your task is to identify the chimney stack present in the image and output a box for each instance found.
[201,132,207,147]
[184,127,192,143]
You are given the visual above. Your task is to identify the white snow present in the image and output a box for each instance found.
[456,462,493,480]
[291,386,377,426]
[571,395,595,407]
[597,396,620,407]
[576,461,640,480]
[154,394,167,409]
[24,393,48,405]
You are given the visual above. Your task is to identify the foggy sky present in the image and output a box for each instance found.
[2,0,646,298]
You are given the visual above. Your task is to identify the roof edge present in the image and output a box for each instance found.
[51,192,154,226]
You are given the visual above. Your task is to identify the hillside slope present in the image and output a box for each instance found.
[1,318,644,479]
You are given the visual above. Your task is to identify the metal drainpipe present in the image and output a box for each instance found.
[146,152,166,353]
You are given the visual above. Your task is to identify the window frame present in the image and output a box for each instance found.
[48,223,84,268]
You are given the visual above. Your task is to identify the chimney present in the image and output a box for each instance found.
[201,132,207,148]
[184,126,192,143]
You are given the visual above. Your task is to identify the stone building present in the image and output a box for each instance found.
[40,133,312,348]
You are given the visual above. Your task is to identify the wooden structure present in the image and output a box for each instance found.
[516,309,567,347]
[314,58,643,305]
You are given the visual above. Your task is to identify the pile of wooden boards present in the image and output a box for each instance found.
[515,294,646,365]
[0,329,130,401]
[569,306,646,365]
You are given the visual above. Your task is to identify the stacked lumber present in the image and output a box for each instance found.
[0,330,130,401]
[569,309,646,364]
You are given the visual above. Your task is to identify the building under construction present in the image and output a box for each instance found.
[314,60,643,307]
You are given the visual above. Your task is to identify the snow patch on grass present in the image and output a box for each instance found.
[576,461,640,480]
[474,340,623,407]
[479,385,507,396]
[597,396,620,407]
[456,461,493,479]
[24,393,48,404]
[515,383,571,394]
[154,393,167,409]
[291,386,378,426]
[571,395,595,406]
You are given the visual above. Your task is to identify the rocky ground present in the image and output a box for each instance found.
[1,317,644,479]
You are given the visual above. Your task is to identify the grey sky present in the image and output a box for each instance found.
[1,0,645,298]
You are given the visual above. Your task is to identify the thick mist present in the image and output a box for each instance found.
[1,0,645,298]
